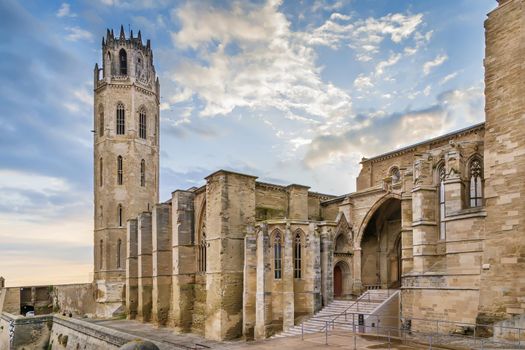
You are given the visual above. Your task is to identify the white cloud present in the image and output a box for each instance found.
[423,85,431,96]
[423,54,448,75]
[375,53,401,76]
[65,26,94,42]
[170,1,352,129]
[56,3,76,17]
[440,71,459,85]
[354,74,373,90]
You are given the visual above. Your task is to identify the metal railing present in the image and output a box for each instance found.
[301,312,525,349]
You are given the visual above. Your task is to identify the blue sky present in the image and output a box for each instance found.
[0,0,495,286]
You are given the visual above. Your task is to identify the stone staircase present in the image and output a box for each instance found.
[272,289,396,339]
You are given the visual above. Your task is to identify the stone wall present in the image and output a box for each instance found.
[0,312,53,350]
[480,0,525,324]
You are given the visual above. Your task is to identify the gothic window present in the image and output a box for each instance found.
[117,156,123,185]
[140,159,145,187]
[294,232,302,279]
[119,49,127,75]
[154,114,158,145]
[99,105,104,137]
[117,239,122,269]
[469,157,483,207]
[139,108,147,139]
[274,232,282,279]
[118,204,123,227]
[390,166,401,183]
[99,240,104,269]
[116,103,125,135]
[99,158,103,187]
[438,164,446,240]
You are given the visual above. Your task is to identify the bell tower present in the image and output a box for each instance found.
[93,26,159,314]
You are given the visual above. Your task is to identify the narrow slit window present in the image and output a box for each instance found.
[117,156,123,185]
[99,158,103,187]
[140,159,145,187]
[117,239,122,268]
[294,232,302,279]
[274,232,282,279]
[99,106,104,136]
[99,240,104,269]
[119,49,127,75]
[118,204,123,227]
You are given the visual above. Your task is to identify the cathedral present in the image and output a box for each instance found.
[89,0,524,343]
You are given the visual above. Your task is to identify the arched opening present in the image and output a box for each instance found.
[361,197,402,289]
[119,49,127,75]
[334,233,346,252]
[333,260,351,298]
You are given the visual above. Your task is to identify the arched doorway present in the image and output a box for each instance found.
[334,265,343,297]
[360,198,402,289]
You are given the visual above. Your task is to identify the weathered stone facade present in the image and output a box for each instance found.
[85,3,525,341]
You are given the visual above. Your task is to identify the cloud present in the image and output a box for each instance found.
[65,26,94,42]
[304,85,484,167]
[56,3,76,17]
[440,71,459,85]
[354,74,374,90]
[423,54,448,75]
[170,1,352,128]
[375,53,402,75]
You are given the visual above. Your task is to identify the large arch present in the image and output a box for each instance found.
[358,196,402,289]
[354,193,402,249]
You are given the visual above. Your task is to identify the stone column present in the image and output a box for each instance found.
[255,224,272,340]
[282,223,295,331]
[152,203,172,326]
[242,226,257,340]
[352,248,362,294]
[171,190,195,332]
[320,231,333,306]
[126,219,138,319]
[444,148,465,216]
[311,224,323,312]
[205,171,256,341]
[137,212,153,322]
[411,156,439,274]
[401,168,414,277]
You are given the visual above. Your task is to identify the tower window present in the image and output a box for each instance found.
[294,232,302,279]
[117,239,122,268]
[99,105,104,136]
[198,230,207,272]
[139,108,147,139]
[99,240,104,269]
[438,164,446,240]
[274,232,282,279]
[118,204,123,227]
[99,157,103,187]
[119,49,127,76]
[140,159,145,187]
[117,156,123,185]
[116,103,125,135]
[469,157,483,207]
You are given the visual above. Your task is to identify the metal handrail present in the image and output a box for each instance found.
[302,312,525,349]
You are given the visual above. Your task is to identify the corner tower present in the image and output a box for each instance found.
[93,26,159,292]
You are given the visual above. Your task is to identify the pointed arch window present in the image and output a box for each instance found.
[140,159,145,187]
[99,157,103,187]
[294,232,302,279]
[117,155,123,185]
[119,49,127,76]
[99,105,104,136]
[117,239,122,268]
[274,232,282,279]
[198,210,207,272]
[469,158,483,207]
[116,103,125,135]
[438,164,446,240]
[99,240,104,269]
[139,108,147,139]
[118,204,123,227]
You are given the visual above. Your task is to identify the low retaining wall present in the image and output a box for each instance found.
[0,312,53,350]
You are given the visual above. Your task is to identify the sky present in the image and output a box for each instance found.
[0,0,495,287]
